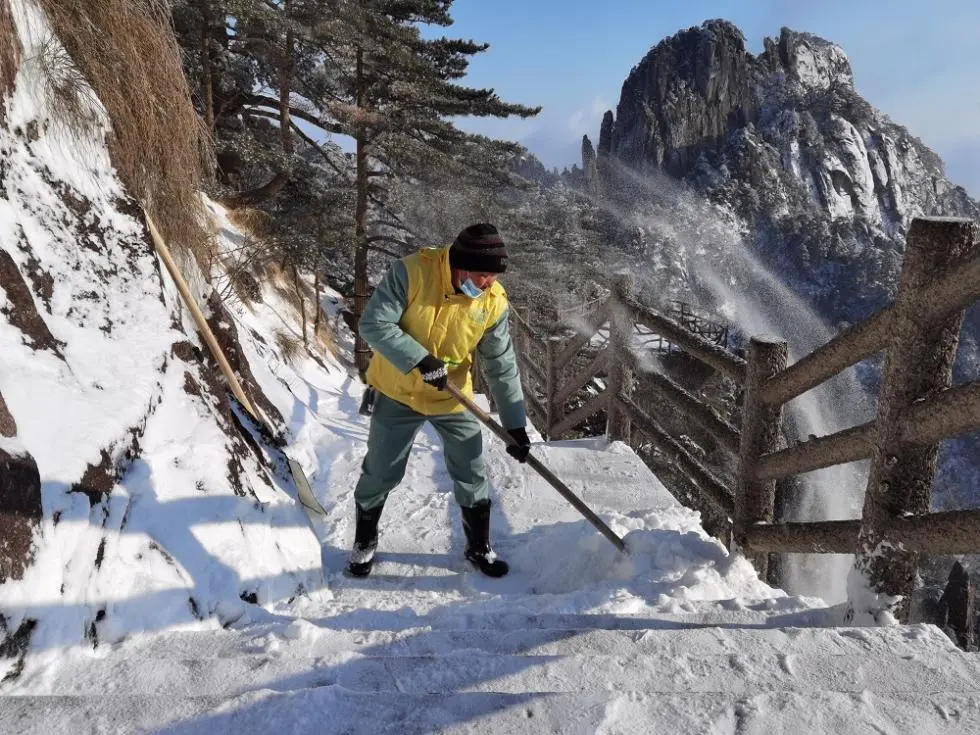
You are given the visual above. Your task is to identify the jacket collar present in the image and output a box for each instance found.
[437,245,455,297]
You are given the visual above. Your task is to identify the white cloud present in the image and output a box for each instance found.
[566,96,612,141]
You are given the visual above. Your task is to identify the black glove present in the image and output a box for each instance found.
[416,354,448,390]
[358,386,377,416]
[506,427,531,463]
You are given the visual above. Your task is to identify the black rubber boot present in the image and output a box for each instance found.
[345,502,384,577]
[461,500,509,578]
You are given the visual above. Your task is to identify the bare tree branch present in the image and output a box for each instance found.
[218,171,290,210]
[367,235,413,251]
[374,218,418,238]
[289,120,351,181]
[368,243,403,258]
[243,93,347,136]
[247,109,352,183]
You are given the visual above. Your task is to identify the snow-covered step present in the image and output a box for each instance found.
[104,622,957,661]
[372,607,834,631]
[4,690,980,735]
[11,649,980,697]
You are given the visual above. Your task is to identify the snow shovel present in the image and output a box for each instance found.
[144,211,328,520]
[444,382,627,553]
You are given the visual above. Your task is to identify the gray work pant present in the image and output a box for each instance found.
[354,392,489,510]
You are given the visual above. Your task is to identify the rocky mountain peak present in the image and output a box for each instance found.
[602,20,975,230]
[610,20,757,177]
[763,27,854,91]
[606,20,865,179]
[585,20,980,510]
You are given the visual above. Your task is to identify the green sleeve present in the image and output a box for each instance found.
[476,307,527,430]
[358,260,429,373]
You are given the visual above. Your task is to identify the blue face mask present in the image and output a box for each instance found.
[459,278,484,299]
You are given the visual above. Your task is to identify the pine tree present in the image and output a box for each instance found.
[311,0,541,375]
[170,0,540,373]
[171,0,356,289]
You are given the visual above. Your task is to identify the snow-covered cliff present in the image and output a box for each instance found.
[593,20,980,510]
[0,1,325,657]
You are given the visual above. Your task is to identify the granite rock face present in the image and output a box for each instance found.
[0,441,41,583]
[596,20,980,508]
[611,20,759,178]
[605,20,978,241]
[598,21,980,318]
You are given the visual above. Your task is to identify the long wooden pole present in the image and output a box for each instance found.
[145,211,328,519]
[444,383,627,553]
[145,213,260,421]
[735,337,788,580]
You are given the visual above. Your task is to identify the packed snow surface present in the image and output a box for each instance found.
[11,193,979,732]
[5,331,980,732]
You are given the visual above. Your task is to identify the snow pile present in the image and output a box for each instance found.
[0,1,321,654]
[509,508,774,603]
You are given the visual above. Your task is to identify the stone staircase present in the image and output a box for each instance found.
[3,612,979,733]
[4,440,980,732]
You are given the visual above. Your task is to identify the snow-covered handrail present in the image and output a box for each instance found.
[508,218,980,628]
[508,281,743,528]
[744,508,980,556]
[760,226,980,410]
[625,298,747,384]
[755,380,980,482]
[758,307,893,408]
[732,217,980,624]
[617,394,735,516]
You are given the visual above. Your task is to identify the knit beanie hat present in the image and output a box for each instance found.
[449,223,508,274]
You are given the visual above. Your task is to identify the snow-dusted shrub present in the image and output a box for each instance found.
[35,0,211,264]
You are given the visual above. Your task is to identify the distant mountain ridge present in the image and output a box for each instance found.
[586,21,975,316]
[602,20,977,227]
[581,20,980,509]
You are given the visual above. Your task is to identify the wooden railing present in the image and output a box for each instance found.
[499,216,980,627]
[739,217,980,624]
[505,276,745,524]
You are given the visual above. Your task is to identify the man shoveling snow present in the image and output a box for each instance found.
[348,224,531,578]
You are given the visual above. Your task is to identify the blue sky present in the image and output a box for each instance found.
[432,0,980,195]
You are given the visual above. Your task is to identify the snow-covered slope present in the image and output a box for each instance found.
[6,398,980,732]
[6,192,980,732]
[0,0,319,655]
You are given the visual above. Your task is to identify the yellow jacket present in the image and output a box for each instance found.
[361,246,522,421]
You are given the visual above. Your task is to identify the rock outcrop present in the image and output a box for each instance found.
[594,20,980,508]
[581,134,598,192]
[0,441,41,584]
[605,20,978,241]
[0,3,320,653]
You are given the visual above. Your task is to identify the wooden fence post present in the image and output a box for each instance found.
[735,337,788,580]
[545,337,558,440]
[606,274,634,443]
[850,217,978,623]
